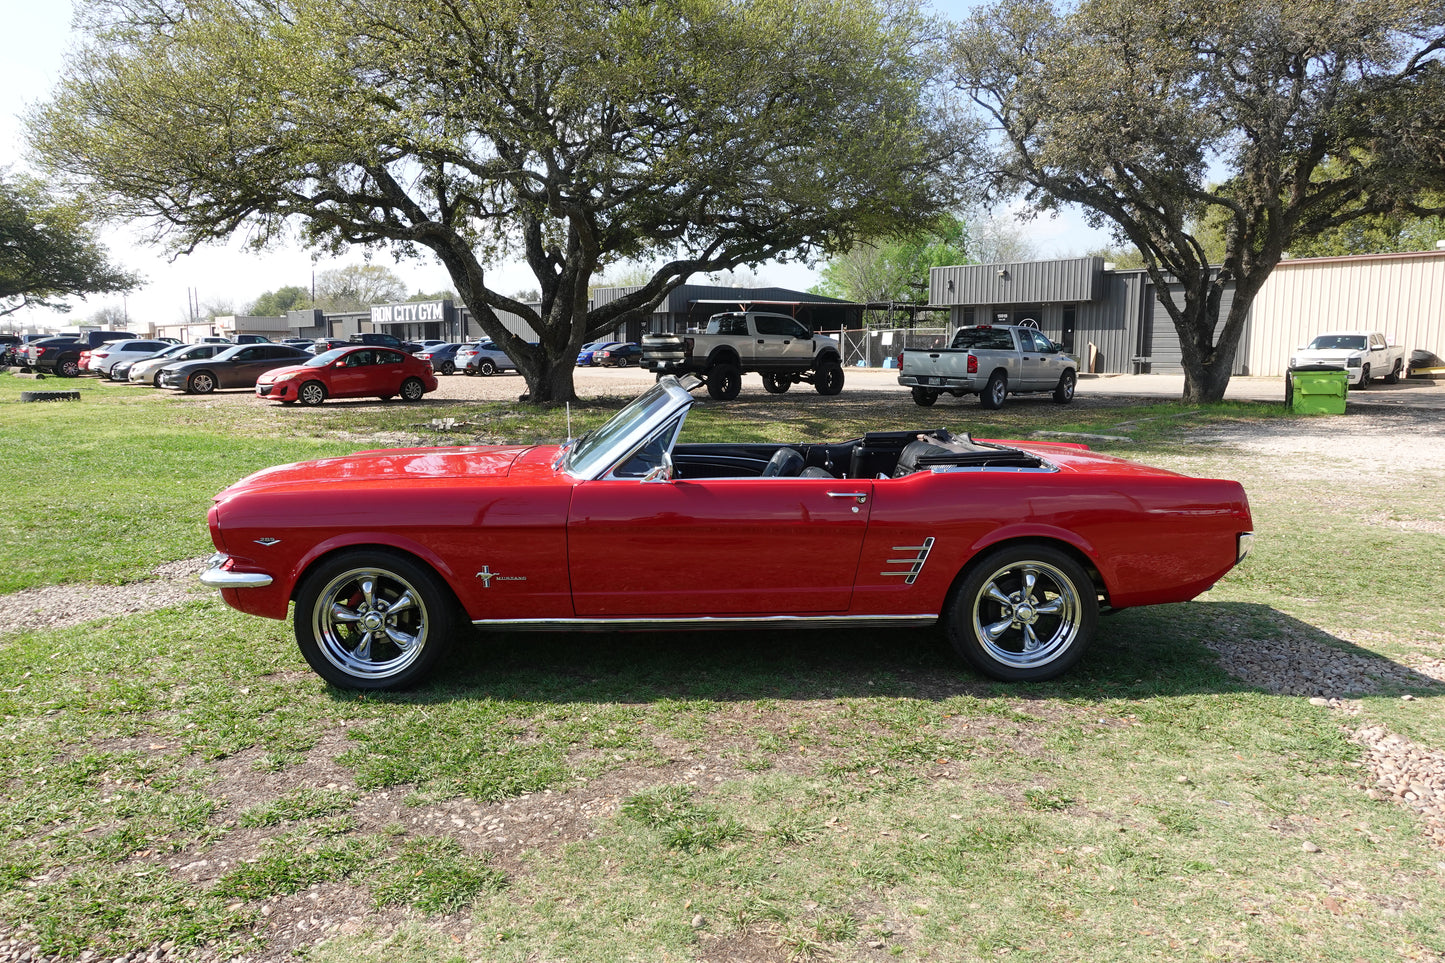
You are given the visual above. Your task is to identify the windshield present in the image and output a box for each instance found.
[564,378,693,479]
[304,348,348,367]
[1308,335,1368,351]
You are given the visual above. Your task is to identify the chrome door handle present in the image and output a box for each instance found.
[827,491,869,504]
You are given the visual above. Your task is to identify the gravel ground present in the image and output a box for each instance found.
[1,392,1443,963]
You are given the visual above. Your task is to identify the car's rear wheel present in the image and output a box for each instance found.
[1052,369,1076,404]
[813,361,844,396]
[294,550,456,690]
[299,381,327,406]
[400,377,427,401]
[762,372,791,394]
[438,360,455,375]
[478,359,497,376]
[911,386,938,407]
[946,544,1097,682]
[706,363,742,400]
[980,371,1007,409]
[188,371,217,394]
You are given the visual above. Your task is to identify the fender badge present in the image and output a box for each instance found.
[476,566,526,587]
[254,538,281,546]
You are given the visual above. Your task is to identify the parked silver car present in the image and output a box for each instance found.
[456,340,517,376]
[89,339,175,379]
[129,342,230,386]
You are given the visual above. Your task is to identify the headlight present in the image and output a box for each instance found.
[1347,356,1362,368]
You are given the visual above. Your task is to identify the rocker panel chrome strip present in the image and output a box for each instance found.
[474,614,938,632]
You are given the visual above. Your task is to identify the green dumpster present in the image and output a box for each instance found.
[1286,365,1348,414]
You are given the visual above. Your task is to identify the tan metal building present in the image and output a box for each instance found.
[1244,250,1445,376]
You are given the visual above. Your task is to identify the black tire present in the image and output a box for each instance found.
[298,380,327,406]
[1355,364,1370,389]
[980,371,1007,409]
[57,358,81,378]
[400,377,427,401]
[762,372,792,394]
[706,362,742,400]
[946,544,1098,682]
[1052,369,1077,404]
[911,386,939,407]
[293,550,457,690]
[1384,359,1402,385]
[813,360,845,396]
[439,360,456,376]
[188,371,217,394]
[478,359,497,376]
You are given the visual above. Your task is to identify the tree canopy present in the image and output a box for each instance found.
[811,215,972,305]
[31,0,962,400]
[0,170,138,318]
[952,0,1445,401]
[312,264,408,313]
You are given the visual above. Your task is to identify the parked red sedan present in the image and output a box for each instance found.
[255,345,438,405]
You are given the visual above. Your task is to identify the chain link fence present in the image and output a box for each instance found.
[818,327,950,368]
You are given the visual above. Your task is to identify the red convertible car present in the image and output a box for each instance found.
[255,345,438,405]
[202,376,1253,689]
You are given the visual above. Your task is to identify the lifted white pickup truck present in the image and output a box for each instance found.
[1289,331,1408,387]
[898,325,1078,408]
[641,311,844,400]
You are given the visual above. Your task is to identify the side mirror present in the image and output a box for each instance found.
[642,452,675,484]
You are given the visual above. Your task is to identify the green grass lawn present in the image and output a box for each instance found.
[1,375,1442,962]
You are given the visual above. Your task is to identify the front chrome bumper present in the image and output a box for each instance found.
[199,552,274,589]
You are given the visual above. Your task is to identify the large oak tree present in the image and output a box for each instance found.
[30,0,961,401]
[0,170,138,318]
[952,0,1445,401]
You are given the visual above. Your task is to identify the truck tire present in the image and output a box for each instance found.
[1052,370,1076,404]
[911,386,939,407]
[980,371,1007,410]
[1385,359,1403,384]
[762,372,791,394]
[57,358,81,378]
[813,361,844,396]
[706,363,742,400]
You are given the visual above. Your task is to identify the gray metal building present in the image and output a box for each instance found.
[930,252,1445,376]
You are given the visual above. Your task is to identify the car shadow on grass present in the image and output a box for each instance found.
[369,601,1442,707]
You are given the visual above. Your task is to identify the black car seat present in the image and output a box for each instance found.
[762,447,806,477]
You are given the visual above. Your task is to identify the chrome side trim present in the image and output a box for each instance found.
[881,537,935,584]
[199,553,274,589]
[473,614,938,632]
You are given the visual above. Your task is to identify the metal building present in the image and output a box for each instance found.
[930,252,1445,376]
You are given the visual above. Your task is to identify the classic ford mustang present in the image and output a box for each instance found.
[201,376,1253,689]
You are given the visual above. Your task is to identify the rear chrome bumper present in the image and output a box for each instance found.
[199,552,274,589]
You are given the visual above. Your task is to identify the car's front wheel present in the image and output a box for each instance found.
[188,371,217,394]
[299,381,327,406]
[1052,369,1076,404]
[57,359,80,378]
[294,550,457,690]
[946,544,1097,682]
[813,361,845,396]
[400,377,427,401]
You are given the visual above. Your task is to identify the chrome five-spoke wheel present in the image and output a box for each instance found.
[947,545,1097,681]
[294,551,456,689]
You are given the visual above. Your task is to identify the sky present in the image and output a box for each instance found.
[0,0,1105,333]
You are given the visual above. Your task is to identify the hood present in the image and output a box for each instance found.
[256,363,311,382]
[219,445,534,498]
[1295,348,1361,360]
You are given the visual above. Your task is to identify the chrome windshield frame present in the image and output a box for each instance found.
[560,376,697,481]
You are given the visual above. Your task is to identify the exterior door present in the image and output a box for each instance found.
[567,477,874,616]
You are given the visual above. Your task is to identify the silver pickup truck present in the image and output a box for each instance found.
[898,325,1078,409]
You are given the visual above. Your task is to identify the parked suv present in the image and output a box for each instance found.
[30,331,136,377]
[88,339,174,379]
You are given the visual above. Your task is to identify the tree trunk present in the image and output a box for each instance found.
[521,354,581,404]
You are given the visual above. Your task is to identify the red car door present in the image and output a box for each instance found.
[328,348,375,397]
[567,477,874,616]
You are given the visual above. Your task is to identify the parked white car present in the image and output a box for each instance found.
[87,339,175,379]
[1290,331,1408,387]
[128,342,230,386]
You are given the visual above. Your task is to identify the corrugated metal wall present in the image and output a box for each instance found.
[1145,281,1244,375]
[1245,252,1445,376]
[931,257,1103,305]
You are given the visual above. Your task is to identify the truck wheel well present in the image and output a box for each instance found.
[706,348,741,368]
